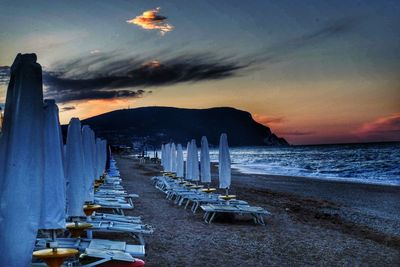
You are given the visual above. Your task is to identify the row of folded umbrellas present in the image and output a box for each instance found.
[155,135,271,225]
[0,54,144,267]
[160,133,231,190]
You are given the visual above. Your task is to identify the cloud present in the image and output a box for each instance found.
[0,52,245,103]
[253,16,363,65]
[60,106,76,112]
[252,114,284,125]
[127,7,173,36]
[280,131,315,136]
[0,17,362,103]
[355,113,400,141]
[42,53,244,102]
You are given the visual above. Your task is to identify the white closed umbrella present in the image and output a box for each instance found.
[218,133,231,191]
[39,99,66,230]
[65,118,86,217]
[200,136,211,184]
[164,143,171,172]
[96,138,107,178]
[100,139,107,174]
[0,54,45,266]
[190,139,200,182]
[170,143,177,173]
[176,144,184,177]
[82,125,96,202]
[160,144,165,168]
[185,141,192,180]
[95,138,101,178]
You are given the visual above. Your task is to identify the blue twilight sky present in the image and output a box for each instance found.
[0,0,399,144]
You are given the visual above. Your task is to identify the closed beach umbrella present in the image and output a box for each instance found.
[200,136,211,183]
[0,54,45,266]
[82,125,96,202]
[95,138,101,178]
[161,144,165,168]
[164,143,171,172]
[185,141,192,180]
[191,139,200,182]
[218,133,231,189]
[176,144,184,177]
[65,118,86,217]
[90,130,97,178]
[100,140,107,174]
[39,99,66,230]
[170,143,177,173]
[96,138,107,178]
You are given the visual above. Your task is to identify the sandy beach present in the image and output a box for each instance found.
[113,154,400,266]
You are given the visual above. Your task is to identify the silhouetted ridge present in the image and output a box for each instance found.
[75,107,288,146]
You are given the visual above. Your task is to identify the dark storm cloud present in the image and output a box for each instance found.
[42,54,245,103]
[0,54,245,103]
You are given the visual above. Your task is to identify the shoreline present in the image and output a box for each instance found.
[115,155,399,266]
[225,164,400,238]
[231,164,400,187]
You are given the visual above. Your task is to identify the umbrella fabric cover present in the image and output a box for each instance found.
[161,144,165,168]
[65,118,86,217]
[0,54,45,266]
[218,133,231,189]
[185,141,192,180]
[82,125,96,202]
[170,143,177,173]
[176,144,184,177]
[190,139,200,182]
[200,136,211,183]
[164,143,171,172]
[38,99,66,230]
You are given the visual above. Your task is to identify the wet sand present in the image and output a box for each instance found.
[114,154,400,266]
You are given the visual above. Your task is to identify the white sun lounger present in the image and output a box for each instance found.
[87,221,154,245]
[201,204,271,225]
[35,238,145,258]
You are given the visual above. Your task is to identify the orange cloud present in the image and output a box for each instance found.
[252,113,284,126]
[127,7,173,36]
[354,113,400,141]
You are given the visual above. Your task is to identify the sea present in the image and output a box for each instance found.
[208,142,400,186]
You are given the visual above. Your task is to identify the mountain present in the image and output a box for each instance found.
[77,106,289,147]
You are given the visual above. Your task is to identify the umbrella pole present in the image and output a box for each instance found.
[225,188,229,196]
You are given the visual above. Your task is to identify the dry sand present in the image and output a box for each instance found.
[113,154,400,267]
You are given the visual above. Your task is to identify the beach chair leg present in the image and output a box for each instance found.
[138,234,145,245]
[191,202,196,213]
[194,203,200,214]
[259,214,265,226]
[203,212,209,222]
[209,212,217,224]
[185,200,190,209]
[251,215,257,224]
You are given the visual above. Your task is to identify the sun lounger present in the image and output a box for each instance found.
[35,238,145,258]
[87,221,154,245]
[200,204,271,225]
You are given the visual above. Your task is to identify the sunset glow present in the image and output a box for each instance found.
[0,1,399,145]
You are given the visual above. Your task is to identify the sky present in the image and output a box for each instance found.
[0,0,399,145]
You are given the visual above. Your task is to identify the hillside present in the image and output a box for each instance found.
[77,106,288,147]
